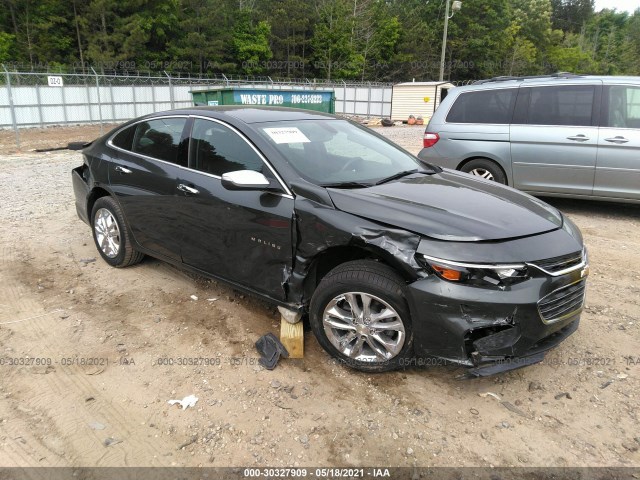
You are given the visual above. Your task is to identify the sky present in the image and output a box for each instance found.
[593,0,639,13]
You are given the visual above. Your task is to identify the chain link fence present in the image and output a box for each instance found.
[1,66,405,149]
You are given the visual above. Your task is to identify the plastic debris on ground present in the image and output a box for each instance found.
[167,394,199,410]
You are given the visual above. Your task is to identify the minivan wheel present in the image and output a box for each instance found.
[91,196,144,268]
[309,260,413,372]
[460,159,506,184]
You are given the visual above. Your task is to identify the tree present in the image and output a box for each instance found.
[386,0,445,80]
[311,0,360,79]
[233,9,273,75]
[619,10,640,74]
[260,0,313,77]
[84,0,123,68]
[546,30,597,72]
[0,32,15,62]
[2,0,637,81]
[551,0,594,33]
[168,0,237,74]
[446,0,512,79]
[350,0,400,80]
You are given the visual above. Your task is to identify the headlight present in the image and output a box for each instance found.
[416,254,529,287]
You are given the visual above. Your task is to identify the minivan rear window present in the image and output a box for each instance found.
[446,88,517,124]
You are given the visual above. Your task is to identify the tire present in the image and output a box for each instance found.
[91,196,144,268]
[309,260,414,372]
[460,158,506,184]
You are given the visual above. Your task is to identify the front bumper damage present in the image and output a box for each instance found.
[406,259,586,376]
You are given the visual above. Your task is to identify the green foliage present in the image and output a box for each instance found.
[0,32,15,62]
[311,0,361,79]
[547,43,597,72]
[550,0,594,33]
[259,0,313,77]
[233,10,273,75]
[446,0,512,78]
[0,0,638,80]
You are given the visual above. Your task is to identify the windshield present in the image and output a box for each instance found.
[254,119,429,186]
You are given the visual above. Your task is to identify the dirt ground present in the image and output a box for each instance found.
[0,124,639,469]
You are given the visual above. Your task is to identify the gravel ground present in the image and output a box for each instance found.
[0,123,638,469]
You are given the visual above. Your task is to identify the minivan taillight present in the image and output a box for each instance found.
[423,132,440,148]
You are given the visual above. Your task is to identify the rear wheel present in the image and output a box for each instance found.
[309,260,413,372]
[460,158,506,184]
[91,196,144,268]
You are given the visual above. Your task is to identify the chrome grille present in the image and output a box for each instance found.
[538,279,586,324]
[530,250,584,275]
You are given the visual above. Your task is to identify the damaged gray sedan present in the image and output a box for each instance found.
[72,107,589,375]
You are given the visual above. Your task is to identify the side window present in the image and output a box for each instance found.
[528,86,594,126]
[131,118,188,165]
[605,86,640,129]
[189,119,264,176]
[112,125,136,150]
[446,88,517,124]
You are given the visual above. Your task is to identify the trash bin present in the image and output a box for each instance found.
[191,87,335,114]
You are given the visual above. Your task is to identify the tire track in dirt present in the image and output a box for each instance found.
[0,260,180,466]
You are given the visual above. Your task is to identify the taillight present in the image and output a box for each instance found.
[423,132,440,148]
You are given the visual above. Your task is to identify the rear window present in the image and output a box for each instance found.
[111,125,135,150]
[446,88,517,124]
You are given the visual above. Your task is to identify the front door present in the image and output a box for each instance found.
[177,117,294,301]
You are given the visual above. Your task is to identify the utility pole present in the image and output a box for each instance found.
[439,0,462,82]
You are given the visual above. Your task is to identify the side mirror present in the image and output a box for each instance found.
[221,170,272,191]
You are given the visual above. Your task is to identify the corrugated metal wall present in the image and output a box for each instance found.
[0,72,393,131]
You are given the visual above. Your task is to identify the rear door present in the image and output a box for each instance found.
[108,116,189,260]
[594,84,640,200]
[510,83,601,195]
[177,117,294,301]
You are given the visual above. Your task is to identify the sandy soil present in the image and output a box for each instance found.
[0,124,639,468]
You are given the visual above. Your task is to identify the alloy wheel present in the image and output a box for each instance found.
[322,292,406,362]
[469,168,495,181]
[94,208,121,258]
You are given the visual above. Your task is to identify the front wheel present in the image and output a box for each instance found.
[460,158,506,184]
[91,196,144,268]
[309,260,414,372]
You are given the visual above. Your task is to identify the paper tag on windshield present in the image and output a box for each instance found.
[264,127,310,144]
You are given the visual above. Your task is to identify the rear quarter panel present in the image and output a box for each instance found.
[418,120,513,184]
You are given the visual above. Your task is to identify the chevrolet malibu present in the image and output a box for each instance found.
[72,107,589,375]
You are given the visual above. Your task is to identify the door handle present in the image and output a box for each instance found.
[604,136,629,144]
[566,135,589,142]
[114,165,132,174]
[177,184,199,195]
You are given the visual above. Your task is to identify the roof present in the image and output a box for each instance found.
[144,106,338,124]
[461,74,640,91]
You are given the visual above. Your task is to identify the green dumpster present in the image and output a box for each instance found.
[190,87,335,114]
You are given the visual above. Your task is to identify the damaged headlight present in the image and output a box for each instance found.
[416,254,529,287]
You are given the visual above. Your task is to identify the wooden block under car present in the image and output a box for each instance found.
[280,317,304,359]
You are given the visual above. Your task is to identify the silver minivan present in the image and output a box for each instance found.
[417,74,640,203]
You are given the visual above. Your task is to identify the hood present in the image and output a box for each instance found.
[327,170,563,241]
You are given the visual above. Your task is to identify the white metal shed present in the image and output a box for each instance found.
[390,81,454,121]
